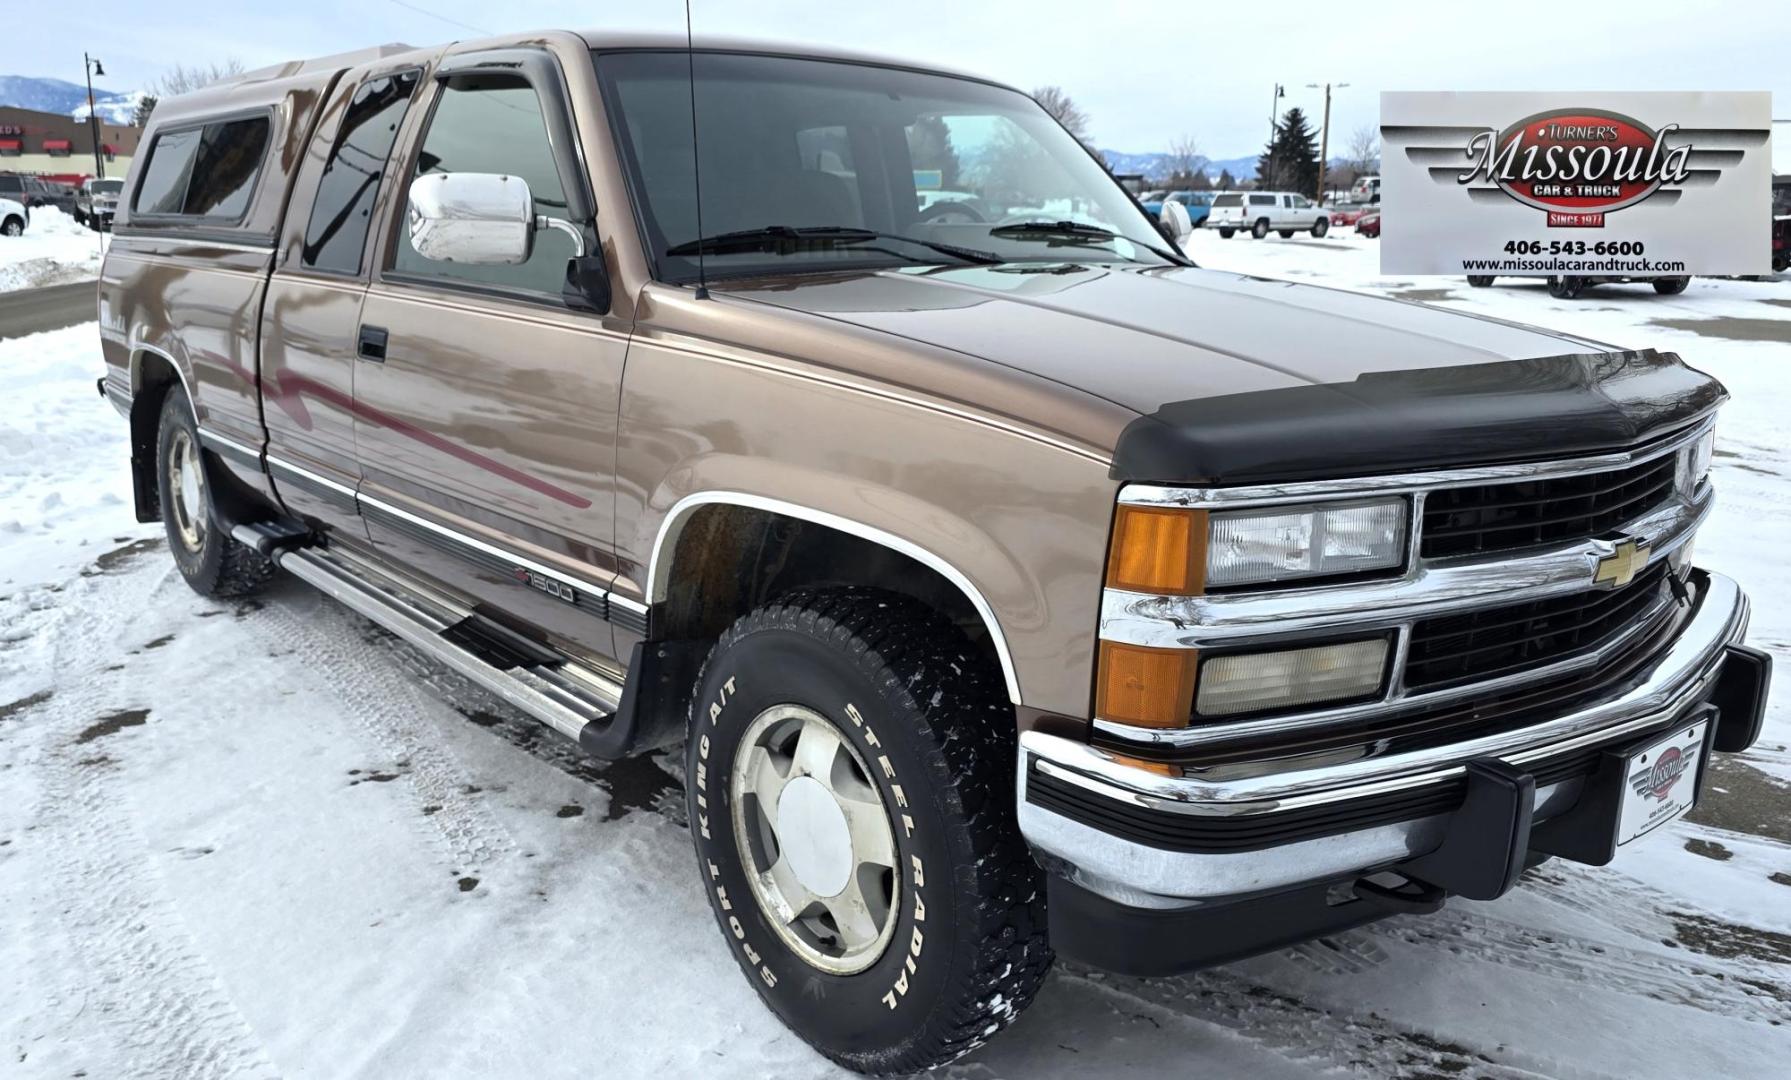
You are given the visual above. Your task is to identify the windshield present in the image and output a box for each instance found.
[90,180,124,195]
[596,51,1176,281]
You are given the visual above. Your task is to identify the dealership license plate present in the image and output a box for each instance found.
[1616,720,1708,846]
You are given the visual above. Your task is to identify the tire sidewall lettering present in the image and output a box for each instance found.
[691,655,940,1026]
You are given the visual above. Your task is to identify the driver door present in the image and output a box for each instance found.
[353,48,632,665]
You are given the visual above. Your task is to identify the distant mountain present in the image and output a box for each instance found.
[74,90,149,127]
[0,75,142,125]
[1100,148,1261,185]
[1101,148,1364,188]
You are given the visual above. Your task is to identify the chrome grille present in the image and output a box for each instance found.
[1405,562,1673,693]
[1421,455,1678,560]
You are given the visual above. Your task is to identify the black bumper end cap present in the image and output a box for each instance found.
[1402,758,1535,902]
[1711,644,1771,754]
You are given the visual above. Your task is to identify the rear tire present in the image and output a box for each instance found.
[1252,218,1270,239]
[685,587,1051,1075]
[1652,276,1690,295]
[1547,275,1586,300]
[155,389,276,598]
[1466,275,1495,288]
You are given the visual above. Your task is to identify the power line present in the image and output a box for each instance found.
[385,0,491,36]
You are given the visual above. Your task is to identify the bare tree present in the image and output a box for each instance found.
[1032,86,1092,148]
[1345,124,1381,182]
[1164,133,1204,188]
[155,59,247,97]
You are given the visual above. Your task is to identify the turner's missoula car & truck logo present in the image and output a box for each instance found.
[1459,109,1693,227]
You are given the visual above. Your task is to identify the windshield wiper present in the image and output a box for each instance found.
[667,225,1001,265]
[988,220,1190,265]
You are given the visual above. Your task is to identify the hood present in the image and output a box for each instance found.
[722,264,1723,483]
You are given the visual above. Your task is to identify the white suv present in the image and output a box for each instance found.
[1208,191,1330,239]
[0,195,27,237]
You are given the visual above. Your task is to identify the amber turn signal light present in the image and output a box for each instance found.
[1106,505,1206,595]
[1095,640,1200,728]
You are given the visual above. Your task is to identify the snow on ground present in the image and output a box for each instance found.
[0,209,108,292]
[2,240,1790,1078]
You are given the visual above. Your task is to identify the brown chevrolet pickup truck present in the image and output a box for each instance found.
[96,29,1769,1074]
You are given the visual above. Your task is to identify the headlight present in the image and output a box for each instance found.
[1105,498,1408,596]
[1206,499,1407,588]
[1679,428,1714,496]
[1195,637,1390,717]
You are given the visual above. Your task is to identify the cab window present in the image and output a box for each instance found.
[391,73,576,296]
[304,70,421,274]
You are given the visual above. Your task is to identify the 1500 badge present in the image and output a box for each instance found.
[513,567,576,604]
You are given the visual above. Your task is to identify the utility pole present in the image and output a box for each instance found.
[83,53,106,181]
[1266,83,1284,188]
[1307,81,1349,203]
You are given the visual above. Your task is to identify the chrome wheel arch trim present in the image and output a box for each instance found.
[127,339,197,409]
[647,490,1024,704]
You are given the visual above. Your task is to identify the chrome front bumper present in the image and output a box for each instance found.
[1017,569,1751,907]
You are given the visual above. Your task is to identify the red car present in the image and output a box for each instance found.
[1329,204,1376,227]
[1355,209,1381,237]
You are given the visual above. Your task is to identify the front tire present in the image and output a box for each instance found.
[1,216,21,237]
[1312,218,1329,237]
[1217,227,1235,238]
[1653,276,1690,295]
[155,390,276,598]
[686,588,1051,1075]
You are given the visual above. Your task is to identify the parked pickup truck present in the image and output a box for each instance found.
[1208,189,1331,238]
[75,177,124,230]
[97,30,1769,1075]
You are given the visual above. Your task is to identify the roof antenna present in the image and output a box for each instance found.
[684,0,709,300]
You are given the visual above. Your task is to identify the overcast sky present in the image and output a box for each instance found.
[26,0,1790,166]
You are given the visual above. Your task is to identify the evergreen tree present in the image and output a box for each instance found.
[1216,168,1237,191]
[133,94,158,128]
[1255,107,1321,194]
[906,115,961,189]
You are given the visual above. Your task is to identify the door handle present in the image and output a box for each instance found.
[358,325,388,362]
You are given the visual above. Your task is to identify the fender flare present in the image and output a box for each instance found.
[647,490,1023,705]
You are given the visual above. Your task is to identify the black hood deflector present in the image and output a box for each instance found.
[1112,350,1726,485]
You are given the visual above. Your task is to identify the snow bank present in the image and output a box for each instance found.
[0,207,109,292]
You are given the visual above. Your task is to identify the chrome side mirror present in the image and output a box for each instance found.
[1159,199,1194,244]
[407,172,587,265]
[408,172,533,264]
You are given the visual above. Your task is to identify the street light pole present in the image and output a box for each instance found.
[83,53,106,181]
[1307,81,1350,203]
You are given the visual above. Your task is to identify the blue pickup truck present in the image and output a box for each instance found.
[1140,189,1213,227]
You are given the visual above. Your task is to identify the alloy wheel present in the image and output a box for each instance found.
[730,703,900,975]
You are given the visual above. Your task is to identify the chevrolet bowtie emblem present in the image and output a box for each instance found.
[1593,537,1651,589]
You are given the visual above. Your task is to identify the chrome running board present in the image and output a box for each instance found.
[234,524,624,743]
